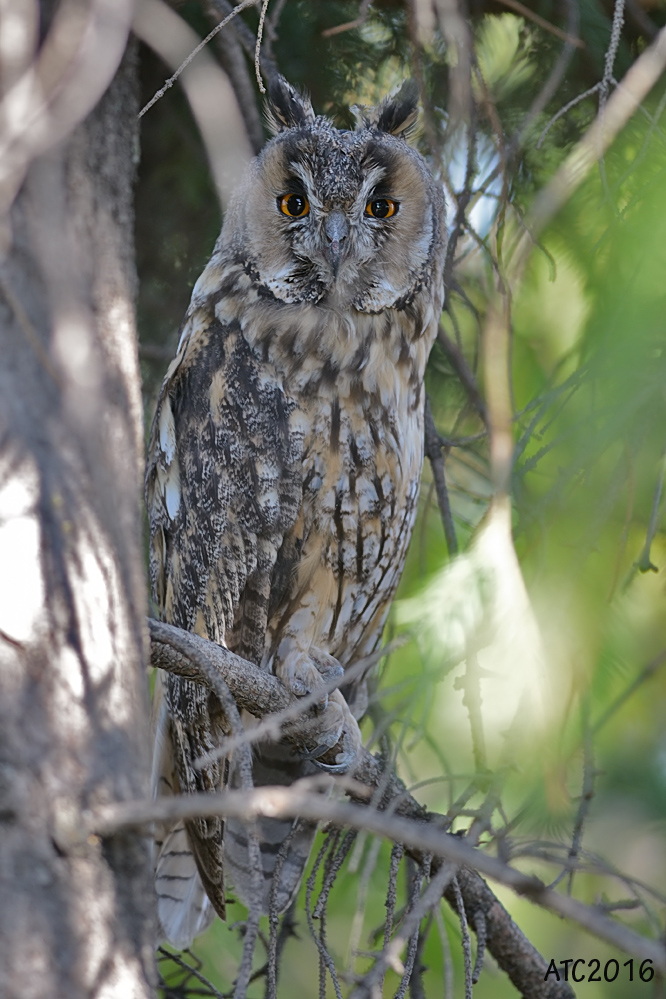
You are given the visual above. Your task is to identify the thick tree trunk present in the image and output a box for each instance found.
[0,43,154,999]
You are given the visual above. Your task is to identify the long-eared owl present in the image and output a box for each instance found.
[146,76,446,947]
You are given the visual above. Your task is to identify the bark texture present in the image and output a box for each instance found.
[0,44,154,999]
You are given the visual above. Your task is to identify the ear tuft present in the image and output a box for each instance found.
[352,80,420,138]
[266,75,315,134]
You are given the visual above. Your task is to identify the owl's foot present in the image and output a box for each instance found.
[274,642,361,772]
[301,690,363,774]
[274,641,344,711]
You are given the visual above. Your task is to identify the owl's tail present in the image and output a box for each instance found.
[224,742,321,914]
[152,679,323,929]
[151,675,216,949]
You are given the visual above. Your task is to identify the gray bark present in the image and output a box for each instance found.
[0,43,154,999]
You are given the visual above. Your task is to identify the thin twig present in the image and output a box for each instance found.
[380,842,404,993]
[466,776,504,848]
[208,0,278,84]
[393,861,428,999]
[424,396,459,557]
[472,908,486,983]
[266,829,298,998]
[314,828,358,918]
[437,325,488,427]
[537,84,602,148]
[347,834,383,975]
[598,0,627,208]
[205,0,264,154]
[526,22,666,248]
[408,912,431,999]
[321,0,372,38]
[563,699,596,895]
[636,436,666,572]
[157,947,226,999]
[592,649,666,735]
[496,0,584,48]
[254,0,270,93]
[263,0,288,58]
[600,0,626,111]
[435,904,454,998]
[511,0,580,150]
[138,0,258,118]
[305,835,344,999]
[351,857,455,998]
[457,647,487,774]
[452,878,473,999]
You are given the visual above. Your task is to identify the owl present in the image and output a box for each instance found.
[146,76,446,948]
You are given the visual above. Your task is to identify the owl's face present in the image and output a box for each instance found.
[231,79,444,314]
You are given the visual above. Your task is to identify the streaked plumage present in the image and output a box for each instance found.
[146,77,446,946]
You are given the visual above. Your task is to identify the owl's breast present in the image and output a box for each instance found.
[304,388,423,562]
[246,292,439,666]
[270,366,425,664]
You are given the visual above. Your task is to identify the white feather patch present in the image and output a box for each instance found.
[158,399,177,464]
[164,460,181,520]
[152,678,215,948]
[156,824,215,949]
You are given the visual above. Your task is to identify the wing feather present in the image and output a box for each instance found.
[146,317,304,944]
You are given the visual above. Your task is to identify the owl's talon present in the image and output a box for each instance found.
[301,742,334,762]
[274,644,335,711]
[300,717,341,760]
[309,732,359,773]
[302,689,363,774]
[311,756,352,775]
[275,646,362,770]
[310,650,345,683]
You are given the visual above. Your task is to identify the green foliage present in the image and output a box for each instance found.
[476,14,536,102]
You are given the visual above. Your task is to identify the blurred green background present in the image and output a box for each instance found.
[138,2,666,995]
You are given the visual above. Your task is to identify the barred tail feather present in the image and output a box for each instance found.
[224,744,323,913]
[152,674,215,948]
[155,823,215,948]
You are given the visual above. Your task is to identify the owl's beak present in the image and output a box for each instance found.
[324,210,349,275]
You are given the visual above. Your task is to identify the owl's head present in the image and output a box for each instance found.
[227,77,445,314]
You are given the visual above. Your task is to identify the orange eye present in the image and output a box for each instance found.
[365,198,398,219]
[279,193,310,218]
